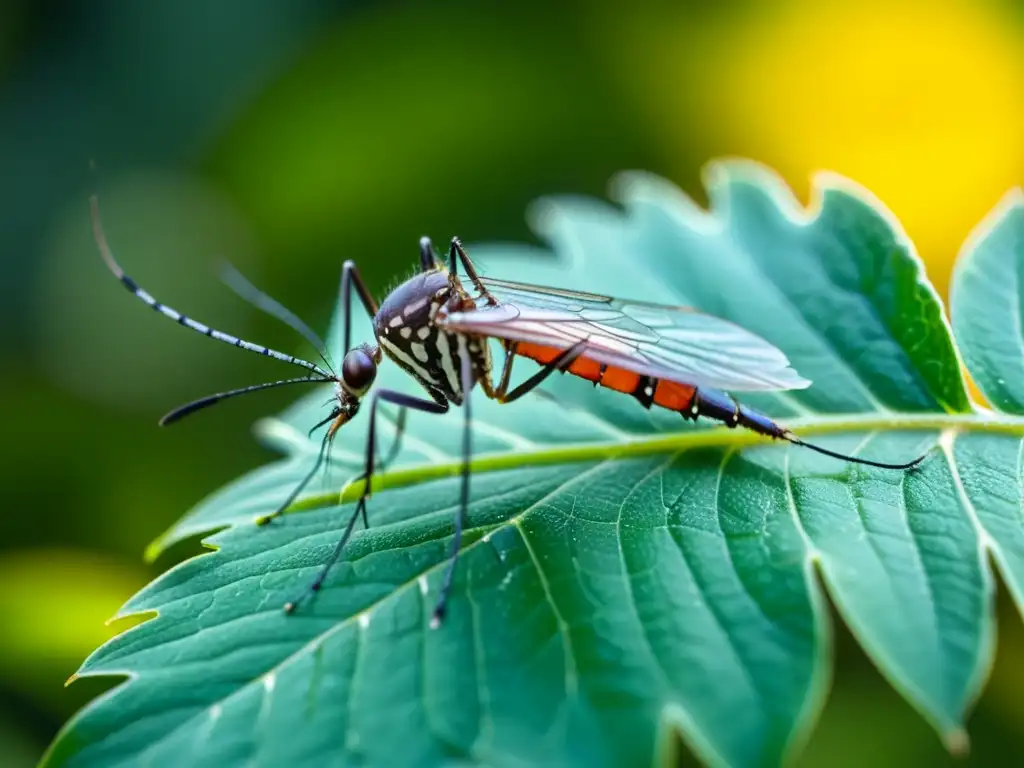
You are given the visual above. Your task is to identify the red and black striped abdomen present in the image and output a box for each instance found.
[517,341,695,409]
[515,342,786,438]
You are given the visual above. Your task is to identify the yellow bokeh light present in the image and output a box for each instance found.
[610,0,1022,298]
[713,0,1021,294]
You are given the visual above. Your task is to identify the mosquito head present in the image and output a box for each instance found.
[340,343,380,397]
[313,388,361,443]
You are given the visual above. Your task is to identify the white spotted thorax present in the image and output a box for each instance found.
[372,267,491,406]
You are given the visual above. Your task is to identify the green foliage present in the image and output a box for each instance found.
[951,189,1024,412]
[44,163,1024,767]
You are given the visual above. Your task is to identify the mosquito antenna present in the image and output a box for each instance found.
[220,259,335,373]
[785,434,926,470]
[160,376,330,426]
[90,195,333,380]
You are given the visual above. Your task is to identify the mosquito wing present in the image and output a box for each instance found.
[439,277,811,392]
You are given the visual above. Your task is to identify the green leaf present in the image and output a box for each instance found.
[951,189,1024,413]
[949,187,1024,615]
[44,163,1024,768]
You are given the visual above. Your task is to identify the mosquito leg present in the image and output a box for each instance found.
[358,390,445,522]
[283,500,363,614]
[339,260,379,357]
[496,343,517,394]
[419,237,439,272]
[431,353,474,627]
[255,262,376,529]
[283,388,448,614]
[376,405,408,473]
[256,429,334,526]
[448,237,496,304]
[357,404,413,531]
[477,342,516,401]
[353,405,409,529]
[497,341,588,404]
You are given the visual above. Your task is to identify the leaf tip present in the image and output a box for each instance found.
[1004,186,1024,208]
[64,673,79,688]
[524,196,569,245]
[702,156,779,188]
[703,157,805,222]
[943,727,970,757]
[143,531,171,564]
[953,185,1024,295]
[610,170,720,234]
[810,170,915,254]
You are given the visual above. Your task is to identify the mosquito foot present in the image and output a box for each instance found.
[430,606,445,629]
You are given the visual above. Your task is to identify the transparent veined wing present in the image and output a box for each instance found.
[439,277,812,392]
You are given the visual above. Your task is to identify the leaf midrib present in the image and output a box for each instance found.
[272,410,1022,514]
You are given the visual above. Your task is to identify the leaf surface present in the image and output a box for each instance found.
[45,166,1024,768]
[951,189,1024,413]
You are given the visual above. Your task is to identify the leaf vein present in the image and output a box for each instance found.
[132,461,614,760]
[515,521,580,703]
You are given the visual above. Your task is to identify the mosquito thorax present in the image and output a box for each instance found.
[374,271,451,333]
[374,271,448,353]
[373,268,490,403]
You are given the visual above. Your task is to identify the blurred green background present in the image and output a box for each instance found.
[0,1,1020,765]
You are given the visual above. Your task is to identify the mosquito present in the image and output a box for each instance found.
[91,196,925,627]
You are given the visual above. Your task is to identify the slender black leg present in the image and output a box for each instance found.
[320,422,341,507]
[349,405,409,530]
[477,342,515,402]
[283,388,448,614]
[419,237,439,272]
[257,429,335,526]
[447,238,495,304]
[274,258,378,523]
[497,342,588,404]
[339,260,379,357]
[431,352,474,627]
[495,343,518,395]
[376,406,408,472]
[283,504,361,614]
[269,259,376,526]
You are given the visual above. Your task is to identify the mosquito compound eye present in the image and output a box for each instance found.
[341,349,377,394]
